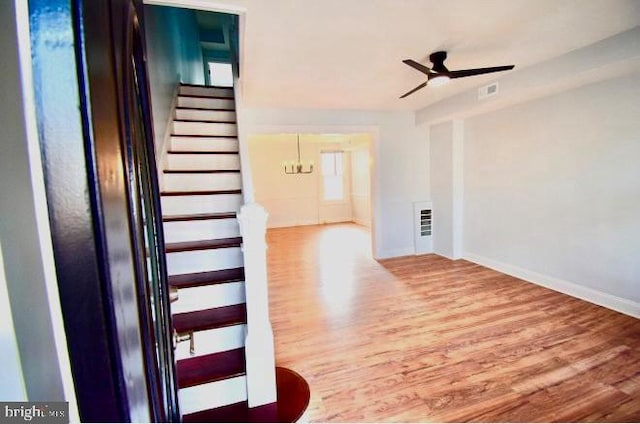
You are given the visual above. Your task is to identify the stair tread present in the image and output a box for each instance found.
[178,94,234,100]
[163,169,240,174]
[163,212,236,222]
[182,367,310,423]
[173,304,247,334]
[161,189,242,196]
[180,83,233,89]
[167,151,239,155]
[169,268,245,289]
[170,134,237,138]
[166,237,242,253]
[174,119,236,124]
[175,107,236,112]
[177,348,246,388]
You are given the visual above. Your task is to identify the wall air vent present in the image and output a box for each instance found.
[413,201,433,254]
[478,82,499,100]
[420,209,432,236]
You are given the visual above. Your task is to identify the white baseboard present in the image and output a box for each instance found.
[463,252,640,319]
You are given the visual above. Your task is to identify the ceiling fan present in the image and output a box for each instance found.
[400,51,514,98]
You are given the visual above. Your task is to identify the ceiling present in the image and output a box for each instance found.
[235,0,640,111]
[151,0,640,111]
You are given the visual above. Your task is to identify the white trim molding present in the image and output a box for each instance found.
[464,252,640,319]
[142,0,247,15]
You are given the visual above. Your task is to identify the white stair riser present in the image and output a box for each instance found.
[167,247,243,275]
[164,218,240,243]
[175,325,246,360]
[179,85,234,98]
[179,375,247,415]
[175,109,236,122]
[173,121,237,137]
[178,96,234,110]
[166,154,239,171]
[171,281,245,314]
[161,194,243,215]
[170,136,238,152]
[163,173,242,191]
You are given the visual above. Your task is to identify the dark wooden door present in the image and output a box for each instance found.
[29,0,178,421]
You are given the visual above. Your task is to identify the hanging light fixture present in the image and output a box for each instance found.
[283,134,314,174]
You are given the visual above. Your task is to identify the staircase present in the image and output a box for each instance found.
[161,83,309,423]
[162,83,248,420]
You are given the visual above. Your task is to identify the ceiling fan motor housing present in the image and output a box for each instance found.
[429,51,449,73]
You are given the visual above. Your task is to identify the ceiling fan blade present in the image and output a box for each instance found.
[402,59,434,75]
[399,81,428,98]
[449,65,514,79]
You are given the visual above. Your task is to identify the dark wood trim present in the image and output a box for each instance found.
[160,189,242,196]
[163,212,236,222]
[163,169,240,174]
[180,83,233,89]
[168,268,245,289]
[165,237,242,253]
[170,134,237,138]
[178,94,234,100]
[173,304,247,334]
[167,151,239,155]
[176,106,236,112]
[177,348,246,388]
[182,367,310,423]
[173,119,237,124]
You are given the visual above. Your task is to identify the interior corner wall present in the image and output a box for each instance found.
[463,72,640,307]
[241,108,430,258]
[144,5,204,154]
[350,139,372,227]
[429,122,453,257]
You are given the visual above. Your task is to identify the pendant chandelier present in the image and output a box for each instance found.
[283,134,314,175]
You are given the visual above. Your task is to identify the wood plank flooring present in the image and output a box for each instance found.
[266,223,640,422]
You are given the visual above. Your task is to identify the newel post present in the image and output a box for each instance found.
[237,202,277,407]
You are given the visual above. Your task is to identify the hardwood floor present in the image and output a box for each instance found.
[266,223,640,422]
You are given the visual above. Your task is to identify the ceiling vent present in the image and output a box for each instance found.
[478,82,499,100]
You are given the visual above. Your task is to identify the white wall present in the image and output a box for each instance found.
[462,72,640,311]
[429,122,454,258]
[240,108,430,258]
[144,5,205,155]
[350,135,371,227]
[429,121,464,259]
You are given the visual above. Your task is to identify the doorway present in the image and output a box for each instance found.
[247,133,374,252]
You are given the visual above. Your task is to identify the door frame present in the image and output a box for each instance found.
[28,0,175,421]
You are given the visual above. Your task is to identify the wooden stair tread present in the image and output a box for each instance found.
[173,119,236,124]
[182,367,310,423]
[160,189,241,196]
[163,212,236,222]
[178,94,234,100]
[175,107,236,112]
[166,237,242,253]
[163,169,240,174]
[177,348,245,388]
[173,304,246,334]
[166,150,239,155]
[169,268,245,289]
[180,83,233,89]
[170,134,236,138]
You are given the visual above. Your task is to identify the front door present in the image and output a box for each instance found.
[29,0,177,421]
